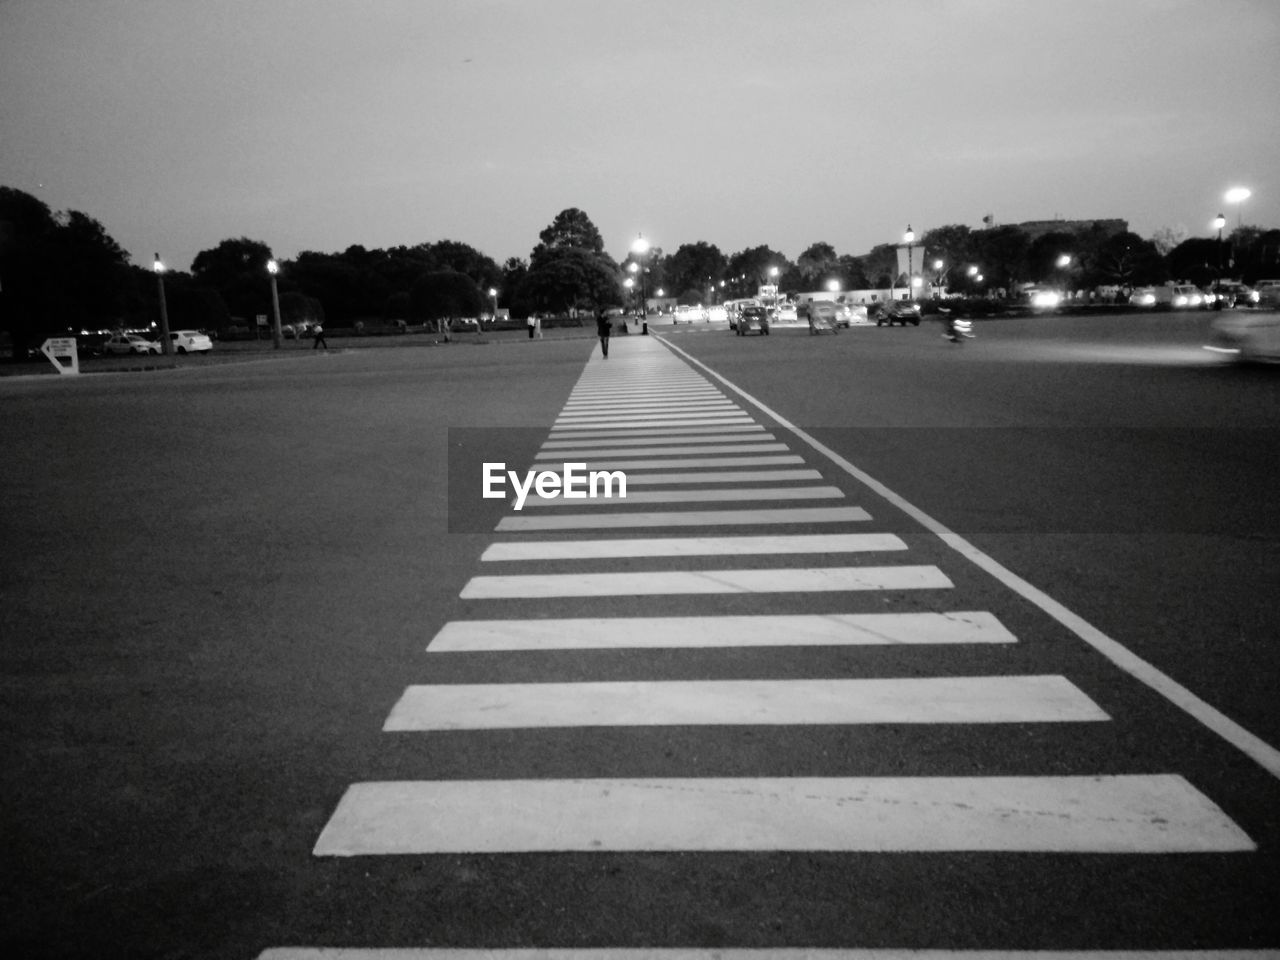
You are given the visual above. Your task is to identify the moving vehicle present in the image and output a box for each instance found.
[725,298,760,332]
[1253,280,1280,308]
[1131,283,1206,309]
[104,333,161,355]
[164,330,213,353]
[1205,311,1280,362]
[807,301,841,335]
[872,301,922,326]
[673,305,707,323]
[736,305,770,336]
[1209,282,1259,308]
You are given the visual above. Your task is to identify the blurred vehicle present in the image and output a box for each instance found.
[104,332,161,355]
[1205,311,1280,362]
[725,298,759,332]
[1131,283,1205,309]
[1209,282,1259,308]
[1253,279,1280,308]
[76,331,111,356]
[673,305,707,323]
[807,301,841,334]
[774,303,798,323]
[164,329,213,353]
[1026,288,1063,310]
[735,305,770,336]
[872,301,922,326]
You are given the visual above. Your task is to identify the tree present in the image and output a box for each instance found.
[191,237,276,322]
[1150,225,1190,257]
[410,270,484,340]
[969,225,1031,292]
[664,241,726,302]
[521,248,622,318]
[796,242,839,286]
[860,243,899,289]
[1025,231,1080,285]
[1084,232,1167,287]
[529,207,605,269]
[725,246,790,297]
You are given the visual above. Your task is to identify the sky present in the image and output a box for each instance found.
[2,0,1278,273]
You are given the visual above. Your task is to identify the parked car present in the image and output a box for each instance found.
[1205,311,1280,363]
[872,301,922,326]
[1131,283,1206,309]
[735,305,770,336]
[1208,282,1259,309]
[164,329,213,353]
[104,333,161,355]
[1253,279,1280,308]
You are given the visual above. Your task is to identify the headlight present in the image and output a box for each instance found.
[1136,294,1155,305]
[1031,291,1061,308]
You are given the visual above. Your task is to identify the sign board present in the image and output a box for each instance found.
[40,337,79,376]
[256,314,268,326]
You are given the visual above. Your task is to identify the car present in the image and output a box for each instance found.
[806,301,842,334]
[103,333,161,355]
[735,305,770,336]
[1025,288,1064,310]
[1253,279,1280,308]
[165,329,213,353]
[1205,311,1280,363]
[1131,283,1205,309]
[673,305,707,323]
[1208,281,1259,309]
[872,301,922,326]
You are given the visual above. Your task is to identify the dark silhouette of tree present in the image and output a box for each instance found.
[521,247,622,318]
[191,237,276,322]
[410,270,484,340]
[725,246,791,297]
[796,242,839,286]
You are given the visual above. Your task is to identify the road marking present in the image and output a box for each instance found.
[542,433,774,448]
[495,506,871,530]
[459,565,951,598]
[556,411,751,424]
[547,424,767,439]
[480,533,906,560]
[521,486,844,507]
[552,455,805,470]
[533,443,790,459]
[312,774,1255,854]
[427,611,1018,651]
[612,469,823,485]
[384,676,1109,730]
[658,336,1280,781]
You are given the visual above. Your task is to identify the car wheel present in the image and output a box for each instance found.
[177,346,186,354]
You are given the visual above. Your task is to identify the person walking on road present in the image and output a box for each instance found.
[596,309,611,359]
[527,313,537,339]
[312,322,327,350]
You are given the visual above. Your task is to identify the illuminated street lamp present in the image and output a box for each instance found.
[488,287,498,325]
[904,226,915,301]
[1213,213,1227,305]
[153,254,173,355]
[266,259,283,349]
[826,278,840,292]
[630,234,650,316]
[1224,186,1251,230]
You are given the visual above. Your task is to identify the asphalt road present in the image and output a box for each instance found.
[1,312,1278,959]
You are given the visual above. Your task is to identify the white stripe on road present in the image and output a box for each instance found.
[384,676,1109,730]
[542,433,772,448]
[521,486,844,507]
[550,418,755,432]
[495,506,870,530]
[547,424,766,439]
[556,410,749,424]
[613,470,822,485]
[533,443,790,459]
[428,611,1017,651]
[459,566,950,598]
[312,774,1255,854]
[559,455,804,470]
[480,533,903,561]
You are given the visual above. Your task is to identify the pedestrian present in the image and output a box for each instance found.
[596,308,611,359]
[527,313,537,339]
[312,322,327,350]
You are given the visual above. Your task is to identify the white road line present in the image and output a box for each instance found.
[533,443,790,459]
[548,426,766,440]
[521,486,844,507]
[480,533,905,561]
[559,455,804,470]
[550,418,755,432]
[495,506,870,530]
[312,774,1255,854]
[611,470,822,485]
[261,950,1280,960]
[555,413,754,425]
[541,433,773,449]
[658,336,1280,781]
[428,611,1018,651]
[561,398,735,410]
[459,566,951,598]
[384,676,1109,730]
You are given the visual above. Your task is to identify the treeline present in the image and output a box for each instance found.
[4,184,1279,357]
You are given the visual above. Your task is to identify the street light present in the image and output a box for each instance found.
[1224,186,1251,230]
[904,226,915,302]
[488,287,498,325]
[266,259,283,349]
[627,261,641,315]
[153,254,172,355]
[630,234,650,316]
[1213,213,1227,306]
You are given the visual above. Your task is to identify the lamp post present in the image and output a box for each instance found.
[630,234,650,317]
[1056,253,1072,301]
[266,259,283,349]
[904,226,915,302]
[627,262,640,316]
[153,254,172,355]
[932,258,945,298]
[1213,213,1227,307]
[488,287,498,326]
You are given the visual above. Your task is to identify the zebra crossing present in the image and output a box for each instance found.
[300,334,1257,954]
